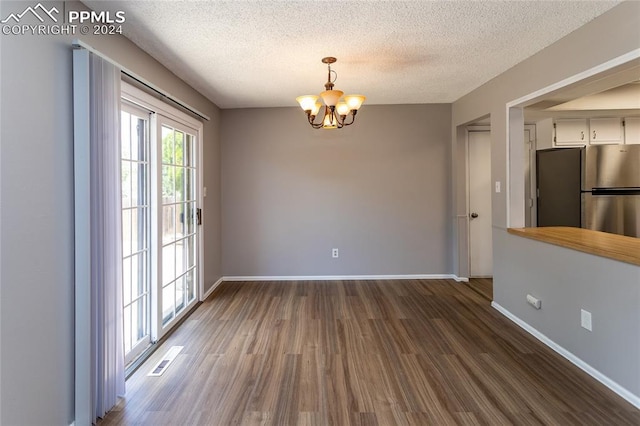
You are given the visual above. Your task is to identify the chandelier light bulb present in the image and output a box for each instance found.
[344,95,366,111]
[323,112,338,129]
[336,102,350,116]
[296,95,319,112]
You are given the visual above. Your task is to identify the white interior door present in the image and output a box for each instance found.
[468,130,492,277]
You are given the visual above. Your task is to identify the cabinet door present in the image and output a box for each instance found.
[555,119,588,145]
[589,117,622,144]
[624,117,640,144]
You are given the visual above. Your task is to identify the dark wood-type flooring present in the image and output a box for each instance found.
[468,278,493,302]
[99,279,639,425]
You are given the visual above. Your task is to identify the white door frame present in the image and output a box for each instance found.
[120,101,154,365]
[524,124,537,227]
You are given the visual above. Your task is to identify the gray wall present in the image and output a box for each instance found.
[221,104,452,277]
[0,1,221,424]
[494,231,640,396]
[452,1,640,401]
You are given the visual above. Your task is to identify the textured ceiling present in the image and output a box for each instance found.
[83,1,621,109]
[548,82,640,111]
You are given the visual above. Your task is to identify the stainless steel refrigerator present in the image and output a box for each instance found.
[536,144,640,238]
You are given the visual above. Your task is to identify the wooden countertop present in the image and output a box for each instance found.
[507,227,640,267]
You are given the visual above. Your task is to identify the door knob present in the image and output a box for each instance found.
[470,212,479,218]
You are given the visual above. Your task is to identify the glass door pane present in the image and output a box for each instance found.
[159,121,198,330]
[121,105,151,365]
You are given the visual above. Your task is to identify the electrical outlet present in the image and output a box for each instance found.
[581,309,592,331]
[495,181,501,193]
[526,294,541,309]
[332,248,339,258]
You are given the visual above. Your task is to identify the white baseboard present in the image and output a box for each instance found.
[453,275,469,282]
[221,274,455,282]
[201,277,224,301]
[491,301,640,409]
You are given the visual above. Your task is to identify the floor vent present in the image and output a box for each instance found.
[147,345,183,376]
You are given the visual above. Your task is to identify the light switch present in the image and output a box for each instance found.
[581,309,592,331]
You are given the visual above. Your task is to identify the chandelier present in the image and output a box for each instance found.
[296,57,366,129]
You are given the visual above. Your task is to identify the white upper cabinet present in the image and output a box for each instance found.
[589,117,623,144]
[554,119,588,145]
[553,117,635,146]
[624,117,640,145]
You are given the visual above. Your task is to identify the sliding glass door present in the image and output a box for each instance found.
[120,86,202,366]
